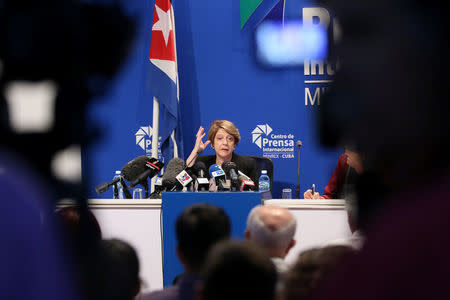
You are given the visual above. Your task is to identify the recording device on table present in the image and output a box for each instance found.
[254,20,328,68]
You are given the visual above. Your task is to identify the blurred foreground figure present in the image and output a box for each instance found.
[0,1,135,299]
[313,0,450,299]
[0,151,80,300]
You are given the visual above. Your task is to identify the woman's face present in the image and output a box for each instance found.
[213,128,235,159]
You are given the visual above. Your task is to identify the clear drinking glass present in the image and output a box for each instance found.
[282,188,292,199]
[133,188,143,199]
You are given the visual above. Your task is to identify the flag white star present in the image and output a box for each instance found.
[152,4,173,47]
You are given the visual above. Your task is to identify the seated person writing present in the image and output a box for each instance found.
[304,147,363,199]
[186,120,259,188]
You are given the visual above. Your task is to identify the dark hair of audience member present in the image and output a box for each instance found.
[98,239,141,300]
[176,203,231,272]
[199,240,278,300]
[280,245,356,300]
[55,205,102,248]
[55,205,103,299]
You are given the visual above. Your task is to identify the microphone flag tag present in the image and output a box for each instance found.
[212,169,225,177]
[240,180,255,191]
[197,178,209,184]
[176,170,193,186]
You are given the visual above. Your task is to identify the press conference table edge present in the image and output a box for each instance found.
[58,198,346,209]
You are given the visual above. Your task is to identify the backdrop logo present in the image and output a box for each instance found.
[251,124,295,159]
[252,124,273,148]
[135,125,161,157]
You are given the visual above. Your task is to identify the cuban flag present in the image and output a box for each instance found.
[148,0,184,164]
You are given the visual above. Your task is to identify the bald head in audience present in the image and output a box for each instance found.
[245,205,296,273]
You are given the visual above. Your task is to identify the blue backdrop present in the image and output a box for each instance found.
[83,0,342,199]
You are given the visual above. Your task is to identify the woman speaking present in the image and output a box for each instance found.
[186,120,259,186]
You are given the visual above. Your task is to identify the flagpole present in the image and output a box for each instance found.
[151,96,160,193]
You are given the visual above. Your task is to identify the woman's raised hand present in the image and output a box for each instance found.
[194,126,211,154]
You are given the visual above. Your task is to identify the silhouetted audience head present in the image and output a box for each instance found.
[198,240,277,300]
[55,205,103,299]
[280,245,356,300]
[176,203,231,273]
[55,205,102,247]
[245,205,297,259]
[98,239,141,300]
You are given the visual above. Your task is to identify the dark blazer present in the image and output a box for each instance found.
[196,152,259,184]
[138,273,200,300]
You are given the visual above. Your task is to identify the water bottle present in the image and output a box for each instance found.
[258,170,270,192]
[112,170,124,199]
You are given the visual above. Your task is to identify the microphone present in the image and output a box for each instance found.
[161,158,186,191]
[185,168,198,191]
[121,156,164,198]
[209,164,230,191]
[222,161,239,191]
[192,161,210,191]
[121,156,152,183]
[296,140,302,199]
[237,170,256,191]
[95,176,121,194]
[122,156,164,188]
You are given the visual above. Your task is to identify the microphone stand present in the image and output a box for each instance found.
[217,179,230,191]
[296,141,302,199]
[140,179,150,198]
[120,177,132,199]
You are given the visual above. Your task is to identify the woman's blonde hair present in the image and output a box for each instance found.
[207,120,241,145]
